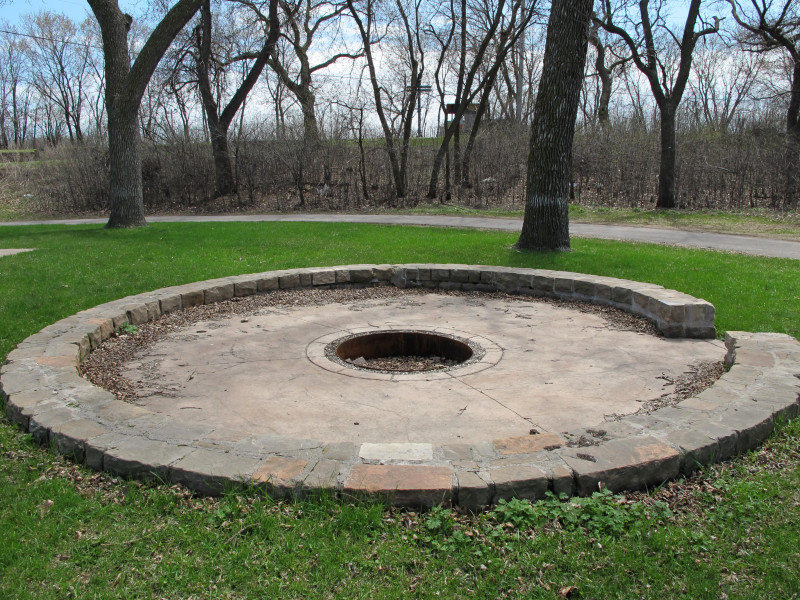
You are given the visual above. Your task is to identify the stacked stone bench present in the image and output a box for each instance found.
[2,264,798,509]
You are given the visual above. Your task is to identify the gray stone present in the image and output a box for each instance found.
[321,442,357,461]
[104,437,191,481]
[558,436,680,496]
[301,459,345,493]
[170,449,262,495]
[456,470,491,511]
[489,464,548,503]
[204,284,234,304]
[312,270,336,286]
[51,419,110,462]
[234,280,258,297]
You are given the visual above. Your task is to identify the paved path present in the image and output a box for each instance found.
[2,214,799,260]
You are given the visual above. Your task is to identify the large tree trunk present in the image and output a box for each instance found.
[784,61,800,209]
[106,105,146,227]
[92,1,148,228]
[90,0,203,228]
[515,0,592,252]
[656,102,677,209]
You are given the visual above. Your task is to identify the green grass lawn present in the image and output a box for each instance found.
[1,222,798,599]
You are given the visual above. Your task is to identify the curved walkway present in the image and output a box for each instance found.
[2,214,800,260]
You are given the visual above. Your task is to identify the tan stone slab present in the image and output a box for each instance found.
[251,457,309,487]
[494,433,566,455]
[344,464,453,507]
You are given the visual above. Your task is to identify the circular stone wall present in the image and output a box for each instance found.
[2,264,798,510]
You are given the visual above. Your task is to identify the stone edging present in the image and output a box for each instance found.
[2,264,798,510]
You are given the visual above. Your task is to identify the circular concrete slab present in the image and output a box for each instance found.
[121,293,725,445]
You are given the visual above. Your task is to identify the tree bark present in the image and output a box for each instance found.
[657,102,677,209]
[89,0,203,228]
[515,0,592,252]
[785,60,800,208]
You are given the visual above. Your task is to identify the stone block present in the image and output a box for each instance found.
[611,286,633,305]
[312,270,336,286]
[713,405,775,453]
[359,442,433,462]
[84,317,114,348]
[322,442,357,461]
[431,268,450,282]
[279,274,301,289]
[51,419,110,462]
[456,470,491,511]
[29,406,77,443]
[648,298,686,324]
[5,389,57,428]
[449,269,471,283]
[94,400,151,424]
[159,294,182,315]
[594,283,613,303]
[251,456,309,498]
[125,304,149,326]
[104,437,191,481]
[573,279,596,298]
[549,463,575,496]
[733,349,775,368]
[494,433,565,455]
[257,275,280,291]
[349,268,374,283]
[170,449,262,495]
[335,269,352,284]
[494,272,524,293]
[554,278,574,295]
[662,427,728,474]
[204,283,234,304]
[531,275,554,295]
[299,272,313,287]
[344,464,453,508]
[558,436,680,496]
[489,464,548,503]
[180,289,205,308]
[441,444,473,461]
[234,280,258,297]
[301,459,345,493]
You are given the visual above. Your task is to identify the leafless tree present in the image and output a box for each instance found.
[426,0,536,198]
[586,15,630,127]
[21,12,93,143]
[596,0,720,208]
[346,0,425,200]
[258,0,362,147]
[728,0,800,207]
[193,0,280,196]
[687,34,762,132]
[0,25,31,147]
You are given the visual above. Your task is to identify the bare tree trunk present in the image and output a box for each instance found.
[785,61,800,209]
[90,0,203,228]
[195,0,279,198]
[106,105,146,227]
[516,0,592,251]
[657,102,677,208]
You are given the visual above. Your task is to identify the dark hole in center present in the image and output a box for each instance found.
[336,331,473,371]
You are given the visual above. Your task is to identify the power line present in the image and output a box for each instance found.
[0,27,102,50]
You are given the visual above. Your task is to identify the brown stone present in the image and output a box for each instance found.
[344,464,453,508]
[494,433,565,455]
[251,457,309,497]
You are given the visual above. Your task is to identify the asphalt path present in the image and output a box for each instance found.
[2,213,799,260]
